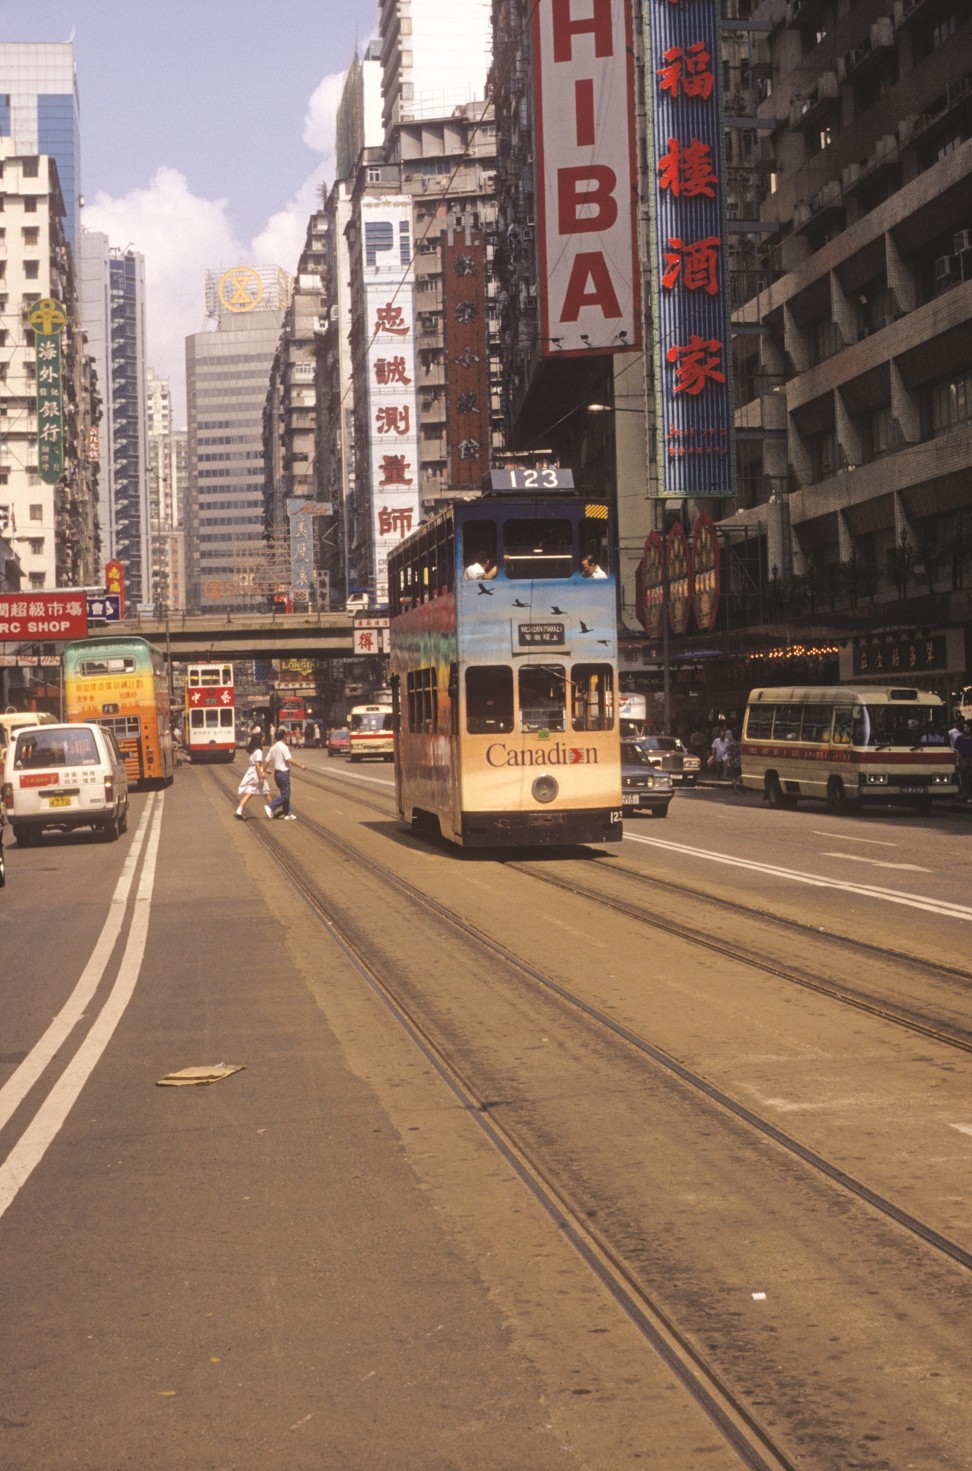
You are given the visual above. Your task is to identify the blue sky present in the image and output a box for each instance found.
[1,0,379,420]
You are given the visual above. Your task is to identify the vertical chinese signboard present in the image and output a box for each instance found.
[533,0,641,356]
[105,559,125,619]
[28,298,67,485]
[442,226,491,487]
[645,0,733,496]
[362,198,421,603]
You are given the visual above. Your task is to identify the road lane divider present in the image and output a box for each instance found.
[0,795,164,1220]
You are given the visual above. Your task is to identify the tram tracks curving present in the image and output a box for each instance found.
[209,761,972,1465]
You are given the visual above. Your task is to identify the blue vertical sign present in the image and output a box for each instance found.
[645,0,733,497]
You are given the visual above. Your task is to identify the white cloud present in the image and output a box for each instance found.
[82,64,353,426]
[84,166,245,426]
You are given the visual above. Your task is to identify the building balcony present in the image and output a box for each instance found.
[787,0,830,27]
[841,135,899,196]
[838,17,895,82]
[892,0,941,32]
[792,178,844,232]
[790,72,840,132]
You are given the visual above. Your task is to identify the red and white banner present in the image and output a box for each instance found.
[534,0,641,356]
[0,592,88,642]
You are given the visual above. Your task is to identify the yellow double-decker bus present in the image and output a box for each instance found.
[63,636,174,787]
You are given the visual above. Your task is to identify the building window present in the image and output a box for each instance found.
[24,198,36,213]
[24,260,39,279]
[811,428,838,480]
[29,572,46,590]
[863,405,894,461]
[29,503,43,520]
[27,537,44,555]
[929,369,972,437]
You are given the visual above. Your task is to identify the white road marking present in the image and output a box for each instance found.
[950,1124,972,1138]
[0,797,156,1133]
[810,831,896,846]
[623,831,972,921]
[0,796,164,1220]
[820,853,930,872]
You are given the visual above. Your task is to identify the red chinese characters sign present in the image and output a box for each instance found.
[645,0,733,496]
[0,593,88,642]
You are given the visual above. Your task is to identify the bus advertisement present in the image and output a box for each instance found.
[63,635,174,787]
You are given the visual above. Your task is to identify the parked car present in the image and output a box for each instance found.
[327,726,350,757]
[621,739,674,817]
[2,721,129,844]
[633,734,701,785]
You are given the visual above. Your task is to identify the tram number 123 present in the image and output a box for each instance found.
[489,468,575,491]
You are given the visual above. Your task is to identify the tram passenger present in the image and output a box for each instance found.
[581,554,607,579]
[464,554,497,580]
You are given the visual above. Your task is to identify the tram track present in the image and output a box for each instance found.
[297,761,972,1056]
[208,761,972,1466]
[211,762,972,1275]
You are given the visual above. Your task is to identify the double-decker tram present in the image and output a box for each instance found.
[388,482,623,847]
[184,662,236,762]
[63,635,174,787]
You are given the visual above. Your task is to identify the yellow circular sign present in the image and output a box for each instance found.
[218,267,264,314]
[27,297,67,336]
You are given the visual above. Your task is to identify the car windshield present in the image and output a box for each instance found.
[622,742,654,767]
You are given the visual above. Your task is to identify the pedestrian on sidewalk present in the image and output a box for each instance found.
[724,728,742,793]
[265,726,307,820]
[235,728,269,819]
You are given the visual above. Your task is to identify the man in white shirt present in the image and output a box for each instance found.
[264,727,307,820]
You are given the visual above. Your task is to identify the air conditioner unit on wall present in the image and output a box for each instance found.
[935,254,956,281]
[953,229,972,254]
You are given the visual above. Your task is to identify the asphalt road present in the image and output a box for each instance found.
[1,758,969,1470]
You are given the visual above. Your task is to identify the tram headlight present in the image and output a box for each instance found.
[532,775,559,804]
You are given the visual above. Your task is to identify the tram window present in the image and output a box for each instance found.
[466,666,513,733]
[219,709,234,728]
[519,664,566,732]
[801,704,832,742]
[580,515,610,573]
[503,518,573,579]
[407,667,438,733]
[571,664,615,731]
[462,520,497,579]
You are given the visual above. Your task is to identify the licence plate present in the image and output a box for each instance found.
[622,793,640,805]
[897,786,924,796]
[46,794,72,808]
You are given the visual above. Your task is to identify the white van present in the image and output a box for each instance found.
[2,721,130,844]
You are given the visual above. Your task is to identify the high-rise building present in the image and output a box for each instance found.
[378,0,491,138]
[81,235,150,607]
[0,41,98,605]
[0,42,81,254]
[146,369,186,611]
[184,266,289,612]
[724,0,972,708]
[0,137,100,594]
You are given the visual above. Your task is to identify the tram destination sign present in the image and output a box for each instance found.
[518,622,566,647]
[490,468,574,492]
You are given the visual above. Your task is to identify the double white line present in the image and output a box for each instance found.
[0,795,165,1220]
